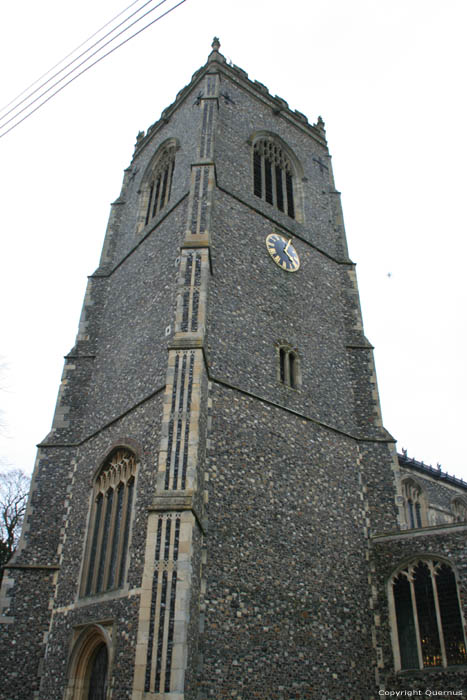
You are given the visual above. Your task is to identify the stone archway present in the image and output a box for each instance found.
[64,625,111,700]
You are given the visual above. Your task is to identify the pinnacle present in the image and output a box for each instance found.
[208,36,225,63]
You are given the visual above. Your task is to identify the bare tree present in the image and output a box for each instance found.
[0,469,30,581]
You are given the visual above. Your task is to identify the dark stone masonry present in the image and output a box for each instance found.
[1,39,466,699]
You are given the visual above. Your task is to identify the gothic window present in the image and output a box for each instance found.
[278,344,300,389]
[81,448,136,597]
[452,497,467,522]
[391,559,467,670]
[401,478,425,528]
[253,138,296,218]
[138,141,176,232]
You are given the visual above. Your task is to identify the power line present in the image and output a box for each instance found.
[0,0,147,118]
[0,0,171,132]
[0,0,187,139]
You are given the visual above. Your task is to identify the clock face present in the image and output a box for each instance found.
[266,233,300,272]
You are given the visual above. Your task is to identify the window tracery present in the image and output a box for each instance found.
[391,558,466,670]
[253,138,296,218]
[81,448,136,597]
[137,141,176,232]
[401,478,425,528]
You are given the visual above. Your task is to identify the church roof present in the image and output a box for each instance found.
[398,451,467,491]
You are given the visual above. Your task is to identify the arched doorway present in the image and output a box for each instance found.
[87,643,108,700]
[64,625,111,700]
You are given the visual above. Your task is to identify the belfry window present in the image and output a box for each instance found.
[278,345,300,389]
[82,448,136,597]
[391,559,467,670]
[141,142,176,229]
[401,478,425,528]
[253,139,295,218]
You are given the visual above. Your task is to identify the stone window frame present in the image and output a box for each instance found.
[451,496,467,523]
[250,131,304,222]
[387,556,467,672]
[276,341,301,389]
[136,138,178,234]
[64,622,113,700]
[80,448,137,598]
[401,477,427,529]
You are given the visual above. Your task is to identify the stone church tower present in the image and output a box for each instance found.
[1,40,466,699]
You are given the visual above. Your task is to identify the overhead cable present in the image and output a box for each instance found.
[0,0,147,118]
[0,0,170,132]
[0,0,187,139]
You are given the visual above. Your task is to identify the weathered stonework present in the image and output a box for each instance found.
[1,39,466,700]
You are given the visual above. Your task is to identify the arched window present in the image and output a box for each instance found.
[277,344,300,389]
[452,497,467,522]
[138,141,176,232]
[391,558,466,670]
[81,448,136,597]
[253,138,296,218]
[401,478,425,528]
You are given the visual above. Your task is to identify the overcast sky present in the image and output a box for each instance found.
[0,0,466,481]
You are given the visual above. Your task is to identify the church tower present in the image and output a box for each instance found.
[2,40,466,700]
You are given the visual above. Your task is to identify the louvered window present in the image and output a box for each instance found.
[144,144,176,227]
[253,139,295,218]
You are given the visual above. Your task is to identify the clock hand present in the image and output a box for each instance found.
[283,239,294,262]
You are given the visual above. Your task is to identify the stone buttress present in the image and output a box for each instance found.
[131,65,219,700]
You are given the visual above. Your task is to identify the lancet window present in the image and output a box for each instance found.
[278,345,300,389]
[253,138,296,218]
[402,478,425,529]
[81,448,136,597]
[391,559,466,670]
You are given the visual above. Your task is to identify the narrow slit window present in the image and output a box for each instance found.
[278,345,300,389]
[289,353,297,389]
[279,347,286,383]
[253,149,262,197]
